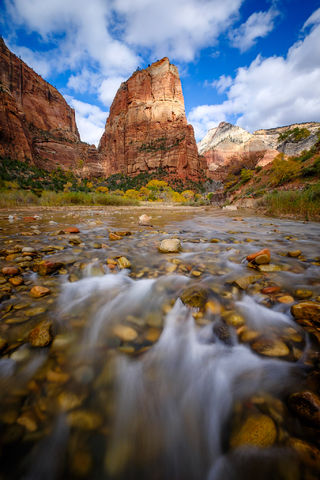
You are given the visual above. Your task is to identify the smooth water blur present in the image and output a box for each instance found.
[0,206,319,479]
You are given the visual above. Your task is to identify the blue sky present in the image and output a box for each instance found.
[1,0,320,145]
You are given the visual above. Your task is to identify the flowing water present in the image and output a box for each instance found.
[0,207,319,479]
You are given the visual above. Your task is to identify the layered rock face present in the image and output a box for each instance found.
[0,38,101,175]
[198,121,320,180]
[98,58,206,180]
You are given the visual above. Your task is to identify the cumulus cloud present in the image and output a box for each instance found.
[65,96,108,146]
[229,8,279,52]
[99,76,126,106]
[4,43,52,77]
[189,9,320,140]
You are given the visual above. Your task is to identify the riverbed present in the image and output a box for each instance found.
[0,206,319,479]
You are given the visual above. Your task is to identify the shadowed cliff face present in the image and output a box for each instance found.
[0,38,103,176]
[98,58,207,181]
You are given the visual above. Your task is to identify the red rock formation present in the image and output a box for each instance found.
[0,38,101,175]
[99,58,206,180]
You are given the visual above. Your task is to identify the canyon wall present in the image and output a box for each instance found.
[98,58,206,180]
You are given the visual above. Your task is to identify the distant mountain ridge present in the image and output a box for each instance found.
[198,121,320,179]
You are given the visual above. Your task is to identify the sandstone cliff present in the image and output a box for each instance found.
[0,38,101,175]
[198,121,320,179]
[98,58,206,180]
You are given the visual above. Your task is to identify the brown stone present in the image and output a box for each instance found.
[291,301,320,325]
[230,414,277,449]
[109,232,122,241]
[38,260,63,276]
[2,266,19,276]
[288,391,320,426]
[30,285,51,298]
[261,286,281,294]
[8,276,23,286]
[28,322,52,347]
[247,248,271,264]
[64,227,80,234]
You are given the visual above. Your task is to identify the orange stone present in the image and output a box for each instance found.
[64,227,80,234]
[2,266,19,276]
[247,248,271,263]
[261,286,281,294]
[9,276,23,286]
[30,285,51,298]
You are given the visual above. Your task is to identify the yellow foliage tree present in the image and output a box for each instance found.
[139,186,151,199]
[181,190,195,200]
[96,186,109,193]
[63,181,73,192]
[125,189,140,199]
[146,179,168,191]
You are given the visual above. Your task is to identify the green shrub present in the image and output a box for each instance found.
[0,190,39,207]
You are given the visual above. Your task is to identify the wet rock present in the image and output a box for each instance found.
[294,289,313,300]
[180,286,208,309]
[261,286,281,294]
[116,257,131,269]
[288,391,320,426]
[0,336,7,351]
[28,321,52,347]
[159,238,181,253]
[30,286,51,298]
[58,392,85,411]
[25,306,46,317]
[247,248,271,265]
[145,328,161,342]
[224,312,245,327]
[288,438,320,470]
[210,238,220,243]
[109,232,122,241]
[67,409,103,430]
[112,324,138,342]
[277,295,294,304]
[17,411,37,432]
[114,231,132,237]
[287,250,301,258]
[205,300,221,315]
[257,264,282,273]
[47,369,70,383]
[22,246,36,253]
[230,414,277,449]
[2,266,19,276]
[69,236,81,245]
[38,260,64,276]
[9,276,23,286]
[139,214,152,226]
[64,226,80,234]
[251,338,290,357]
[291,302,320,325]
[233,275,261,290]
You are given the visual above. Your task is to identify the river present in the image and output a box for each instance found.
[0,206,319,479]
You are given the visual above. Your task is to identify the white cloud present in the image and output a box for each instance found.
[99,76,125,106]
[5,43,52,77]
[65,96,108,146]
[211,75,233,93]
[115,0,243,62]
[189,9,320,140]
[230,9,279,52]
[67,70,101,94]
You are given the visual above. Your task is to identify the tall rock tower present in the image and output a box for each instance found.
[98,58,206,180]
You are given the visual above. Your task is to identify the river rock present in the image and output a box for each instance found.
[180,286,208,309]
[17,411,38,432]
[257,264,282,272]
[251,338,290,357]
[22,246,36,253]
[67,410,103,430]
[288,438,320,470]
[247,248,271,265]
[277,295,294,304]
[294,289,313,300]
[9,276,23,286]
[112,324,138,342]
[261,286,281,294]
[109,232,122,241]
[38,260,64,276]
[28,321,52,347]
[2,266,19,276]
[47,369,70,383]
[64,226,80,234]
[287,250,301,258]
[30,286,51,298]
[139,214,152,226]
[291,302,320,325]
[288,391,320,426]
[233,275,261,290]
[230,414,277,449]
[159,238,181,253]
[224,312,245,327]
[117,257,131,269]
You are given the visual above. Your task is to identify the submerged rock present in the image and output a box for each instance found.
[64,226,80,234]
[116,257,131,269]
[230,414,277,448]
[288,438,320,470]
[9,276,23,286]
[28,321,52,347]
[112,324,138,342]
[67,410,103,430]
[30,286,51,298]
[251,338,290,357]
[288,391,320,426]
[2,266,19,276]
[37,260,64,276]
[180,286,208,309]
[139,214,152,226]
[159,238,181,253]
[291,302,320,324]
